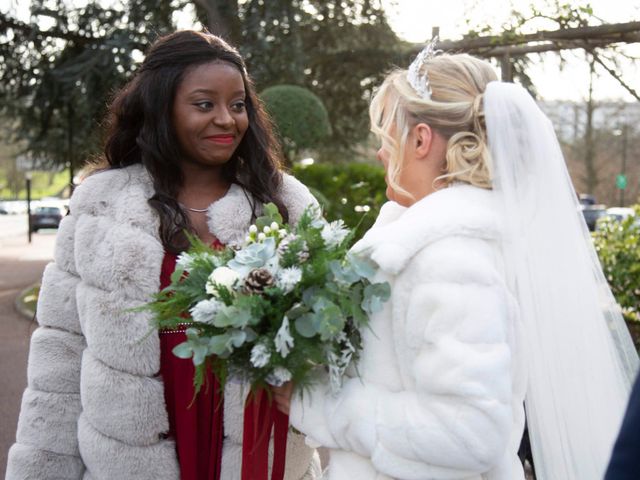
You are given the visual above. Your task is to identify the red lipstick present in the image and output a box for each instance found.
[205,134,235,145]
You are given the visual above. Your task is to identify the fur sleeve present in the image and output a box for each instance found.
[6,214,86,479]
[290,236,514,478]
[279,173,319,225]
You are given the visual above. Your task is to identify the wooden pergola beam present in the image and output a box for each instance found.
[434,21,640,53]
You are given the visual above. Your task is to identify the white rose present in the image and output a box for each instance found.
[206,266,241,295]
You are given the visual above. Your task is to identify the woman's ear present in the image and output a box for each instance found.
[413,123,433,160]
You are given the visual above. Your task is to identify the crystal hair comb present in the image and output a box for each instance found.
[406,36,440,100]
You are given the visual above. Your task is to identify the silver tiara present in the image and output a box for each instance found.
[407,36,440,99]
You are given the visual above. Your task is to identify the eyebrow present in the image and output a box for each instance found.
[188,88,246,97]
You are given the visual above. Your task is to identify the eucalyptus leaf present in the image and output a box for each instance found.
[362,282,391,314]
[295,313,318,338]
[172,342,193,359]
[212,306,253,328]
[208,335,232,355]
[192,345,208,366]
[329,260,360,285]
[228,329,248,348]
[285,302,308,319]
[348,254,377,281]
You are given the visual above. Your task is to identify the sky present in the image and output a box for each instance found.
[5,0,640,101]
[383,0,640,102]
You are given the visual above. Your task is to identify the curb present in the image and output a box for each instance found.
[14,283,38,320]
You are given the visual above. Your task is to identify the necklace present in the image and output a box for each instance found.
[180,203,209,213]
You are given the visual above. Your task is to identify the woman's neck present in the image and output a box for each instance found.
[177,164,231,210]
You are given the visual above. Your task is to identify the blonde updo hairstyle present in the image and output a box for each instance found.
[369,54,498,196]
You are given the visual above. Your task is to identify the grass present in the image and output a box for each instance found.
[0,170,70,200]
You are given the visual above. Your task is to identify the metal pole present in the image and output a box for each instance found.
[26,174,32,244]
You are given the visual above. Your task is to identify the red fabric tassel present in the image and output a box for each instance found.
[241,388,289,480]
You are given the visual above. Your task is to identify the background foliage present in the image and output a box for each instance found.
[292,162,386,240]
[0,0,405,178]
[593,209,640,346]
[261,85,331,162]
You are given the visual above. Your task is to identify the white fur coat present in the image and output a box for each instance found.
[6,164,321,480]
[289,184,528,480]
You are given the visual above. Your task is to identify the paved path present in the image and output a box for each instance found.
[0,230,56,476]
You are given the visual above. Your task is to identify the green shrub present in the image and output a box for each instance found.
[292,162,386,240]
[261,85,331,159]
[593,208,640,348]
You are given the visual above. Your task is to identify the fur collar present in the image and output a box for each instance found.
[72,164,315,247]
[352,184,501,275]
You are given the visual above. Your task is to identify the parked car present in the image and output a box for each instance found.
[580,204,607,231]
[0,206,7,215]
[596,207,640,230]
[30,205,64,232]
[579,193,597,207]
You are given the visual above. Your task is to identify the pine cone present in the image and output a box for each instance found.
[276,236,293,256]
[244,268,275,294]
[297,247,310,262]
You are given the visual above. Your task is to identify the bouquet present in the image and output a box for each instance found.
[146,203,390,395]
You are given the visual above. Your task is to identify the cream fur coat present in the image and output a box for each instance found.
[290,184,528,480]
[6,164,321,480]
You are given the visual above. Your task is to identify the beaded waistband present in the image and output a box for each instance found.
[160,323,193,334]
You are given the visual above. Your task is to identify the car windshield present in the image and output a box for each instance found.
[35,207,60,215]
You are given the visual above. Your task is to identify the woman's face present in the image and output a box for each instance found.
[172,61,249,169]
[376,125,443,208]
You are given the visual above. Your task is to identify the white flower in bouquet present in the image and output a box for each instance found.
[250,343,271,368]
[176,252,195,271]
[177,251,221,272]
[275,267,302,293]
[206,266,242,295]
[190,298,224,324]
[274,316,294,358]
[266,366,292,387]
[321,220,350,248]
[145,201,391,396]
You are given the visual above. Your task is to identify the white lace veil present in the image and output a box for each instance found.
[483,81,639,480]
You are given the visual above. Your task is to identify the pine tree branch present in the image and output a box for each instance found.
[0,12,98,45]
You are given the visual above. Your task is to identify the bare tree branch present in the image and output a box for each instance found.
[591,51,640,101]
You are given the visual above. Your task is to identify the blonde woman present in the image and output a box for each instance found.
[274,51,638,479]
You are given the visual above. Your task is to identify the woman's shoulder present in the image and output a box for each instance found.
[278,172,319,223]
[69,164,153,215]
[354,184,501,276]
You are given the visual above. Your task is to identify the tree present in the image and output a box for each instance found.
[0,0,182,182]
[261,85,331,162]
[1,0,405,174]
[197,0,405,159]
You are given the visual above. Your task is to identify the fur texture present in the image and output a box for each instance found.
[7,163,320,480]
[290,184,527,480]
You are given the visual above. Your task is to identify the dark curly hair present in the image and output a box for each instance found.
[103,30,287,252]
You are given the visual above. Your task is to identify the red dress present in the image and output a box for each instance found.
[159,248,224,480]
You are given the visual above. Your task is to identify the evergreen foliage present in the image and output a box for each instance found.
[261,85,330,160]
[292,161,386,240]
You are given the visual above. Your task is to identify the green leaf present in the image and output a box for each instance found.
[192,345,208,366]
[208,335,232,355]
[255,202,284,230]
[212,306,253,328]
[328,260,361,285]
[348,254,377,281]
[295,313,317,337]
[172,342,193,359]
[362,282,391,314]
